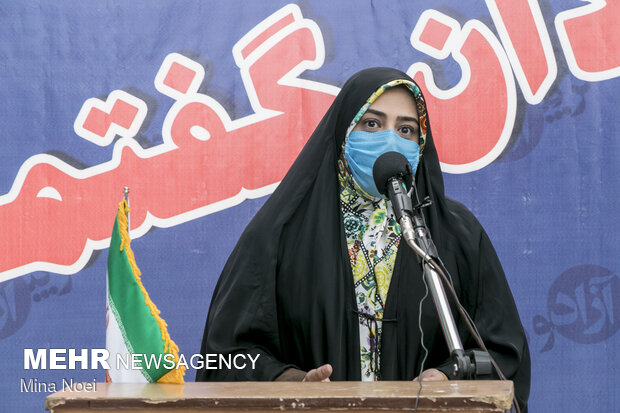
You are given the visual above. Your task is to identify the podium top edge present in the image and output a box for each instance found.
[46,380,513,411]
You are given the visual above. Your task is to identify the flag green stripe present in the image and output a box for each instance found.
[107,216,169,381]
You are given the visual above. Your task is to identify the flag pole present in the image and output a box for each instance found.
[123,187,130,236]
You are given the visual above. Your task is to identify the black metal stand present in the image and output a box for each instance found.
[400,196,492,380]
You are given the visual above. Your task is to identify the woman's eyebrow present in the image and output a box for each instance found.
[396,115,419,124]
[363,109,386,118]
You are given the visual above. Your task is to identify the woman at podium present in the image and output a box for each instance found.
[196,67,530,412]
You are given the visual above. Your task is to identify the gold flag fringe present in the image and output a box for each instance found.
[116,200,186,383]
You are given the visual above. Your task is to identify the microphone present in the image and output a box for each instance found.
[372,152,495,382]
[373,153,500,385]
[372,152,435,262]
[372,151,413,221]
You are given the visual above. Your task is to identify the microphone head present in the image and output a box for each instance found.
[372,152,414,196]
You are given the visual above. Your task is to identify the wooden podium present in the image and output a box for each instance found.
[46,381,513,412]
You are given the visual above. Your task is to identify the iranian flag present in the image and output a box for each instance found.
[105,200,185,383]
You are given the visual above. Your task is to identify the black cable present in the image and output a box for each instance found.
[413,266,430,413]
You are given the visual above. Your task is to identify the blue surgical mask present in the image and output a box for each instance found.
[344,129,420,198]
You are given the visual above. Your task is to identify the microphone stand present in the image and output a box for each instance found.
[388,178,491,379]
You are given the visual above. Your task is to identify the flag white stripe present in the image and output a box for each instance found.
[106,271,148,383]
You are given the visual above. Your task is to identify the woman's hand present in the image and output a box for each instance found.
[413,368,448,382]
[303,364,333,382]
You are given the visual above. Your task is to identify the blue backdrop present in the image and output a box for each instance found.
[1,1,619,411]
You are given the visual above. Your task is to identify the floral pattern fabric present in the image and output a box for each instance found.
[339,157,401,381]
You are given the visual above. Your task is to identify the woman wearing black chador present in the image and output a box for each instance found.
[196,67,530,412]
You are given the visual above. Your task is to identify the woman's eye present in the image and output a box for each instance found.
[365,119,379,128]
[398,125,419,140]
